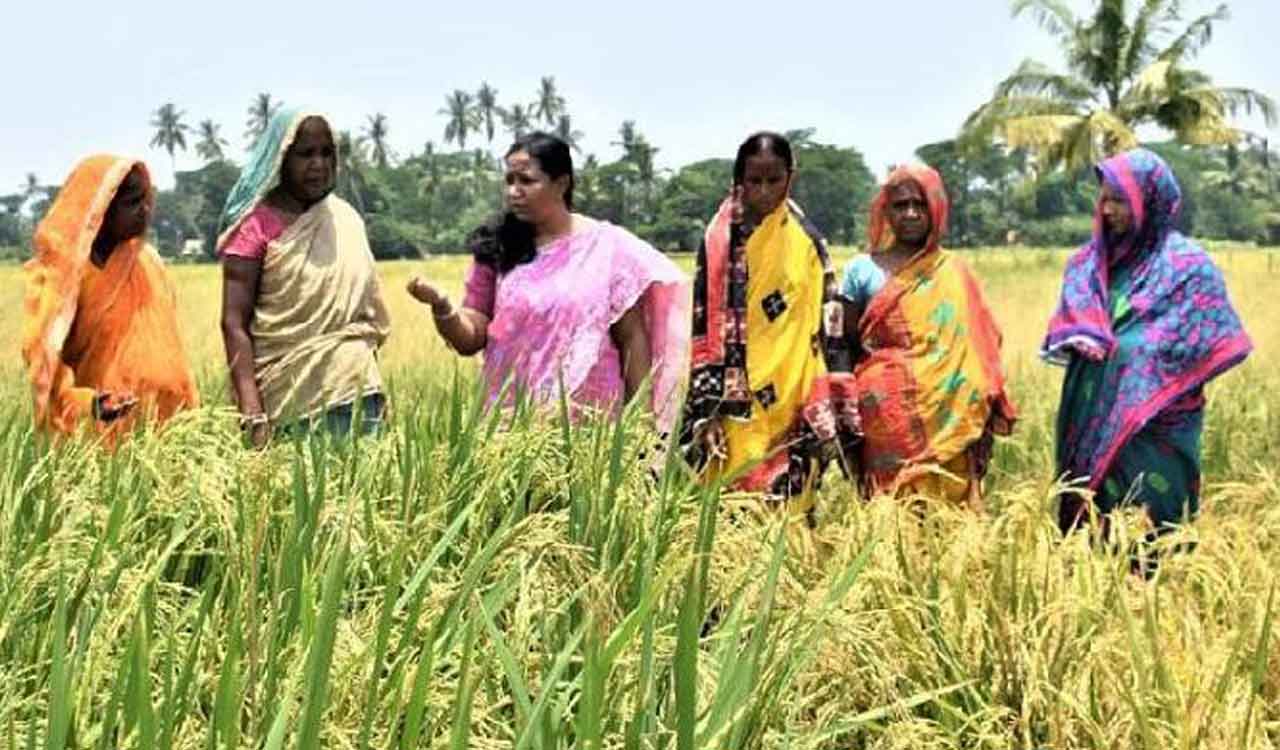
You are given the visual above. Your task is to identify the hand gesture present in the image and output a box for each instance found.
[406,276,446,309]
[93,391,137,423]
[697,418,728,463]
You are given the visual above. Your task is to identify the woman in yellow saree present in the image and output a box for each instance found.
[22,155,199,439]
[681,132,860,516]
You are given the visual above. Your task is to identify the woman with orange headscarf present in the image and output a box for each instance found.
[22,156,198,439]
[839,164,1014,506]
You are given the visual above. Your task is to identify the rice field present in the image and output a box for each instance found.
[0,246,1276,749]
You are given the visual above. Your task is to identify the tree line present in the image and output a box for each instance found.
[2,1,1277,259]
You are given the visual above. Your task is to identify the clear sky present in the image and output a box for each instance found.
[3,0,1276,191]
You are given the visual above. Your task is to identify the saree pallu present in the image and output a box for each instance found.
[481,221,690,432]
[1046,149,1251,531]
[855,249,1014,502]
[248,195,391,424]
[682,198,860,502]
[22,155,197,438]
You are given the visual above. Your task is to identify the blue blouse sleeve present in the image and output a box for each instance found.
[840,255,886,309]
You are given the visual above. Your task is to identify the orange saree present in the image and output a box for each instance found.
[21,155,198,438]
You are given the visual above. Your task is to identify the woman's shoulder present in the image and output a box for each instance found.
[785,202,827,250]
[581,216,654,253]
[842,253,885,284]
[323,195,368,229]
[220,203,290,261]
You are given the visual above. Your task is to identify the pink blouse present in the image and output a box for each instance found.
[220,204,289,260]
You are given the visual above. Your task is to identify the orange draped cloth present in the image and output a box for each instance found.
[855,164,1015,503]
[21,155,198,439]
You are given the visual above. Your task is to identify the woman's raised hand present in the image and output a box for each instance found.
[406,276,446,310]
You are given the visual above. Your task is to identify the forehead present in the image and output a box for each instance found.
[888,179,925,202]
[115,166,148,196]
[505,150,544,174]
[743,151,787,174]
[1099,181,1128,201]
[293,117,333,146]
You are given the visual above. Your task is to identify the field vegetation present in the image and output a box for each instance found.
[0,248,1276,748]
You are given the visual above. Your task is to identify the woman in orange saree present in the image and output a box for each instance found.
[22,155,198,440]
[842,164,1015,506]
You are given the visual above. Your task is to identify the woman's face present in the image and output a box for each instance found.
[1099,182,1133,237]
[885,180,931,249]
[281,116,337,206]
[100,166,150,247]
[505,149,568,224]
[739,151,791,221]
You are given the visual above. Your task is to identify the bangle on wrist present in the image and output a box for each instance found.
[239,413,269,431]
[432,302,459,321]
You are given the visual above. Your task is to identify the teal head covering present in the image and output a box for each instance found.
[216,108,328,250]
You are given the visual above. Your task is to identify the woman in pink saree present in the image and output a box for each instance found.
[408,132,689,429]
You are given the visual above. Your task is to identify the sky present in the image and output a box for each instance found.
[2,0,1277,192]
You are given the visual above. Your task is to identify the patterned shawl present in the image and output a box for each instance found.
[855,163,1015,492]
[682,196,861,497]
[1043,148,1252,489]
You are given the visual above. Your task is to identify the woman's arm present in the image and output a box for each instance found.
[220,257,269,446]
[610,304,651,406]
[406,277,490,356]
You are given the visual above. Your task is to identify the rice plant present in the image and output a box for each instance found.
[0,248,1275,749]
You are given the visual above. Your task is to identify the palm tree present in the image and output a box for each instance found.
[440,90,476,150]
[1203,138,1272,197]
[503,104,534,140]
[363,113,392,168]
[963,0,1276,172]
[613,120,657,180]
[245,92,282,148]
[782,128,817,149]
[613,120,638,156]
[335,130,368,213]
[195,120,229,163]
[475,83,501,145]
[555,115,585,153]
[150,102,190,173]
[534,76,565,126]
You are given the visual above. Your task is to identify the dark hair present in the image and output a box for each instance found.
[471,131,575,272]
[733,131,794,185]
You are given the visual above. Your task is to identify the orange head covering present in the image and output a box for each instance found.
[22,155,152,427]
[867,163,950,254]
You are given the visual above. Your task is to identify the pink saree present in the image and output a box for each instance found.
[474,220,690,430]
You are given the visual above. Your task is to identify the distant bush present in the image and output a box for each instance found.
[1017,215,1094,247]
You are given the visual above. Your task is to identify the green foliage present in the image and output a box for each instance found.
[647,159,730,251]
[790,141,877,245]
[964,0,1277,173]
[151,160,241,257]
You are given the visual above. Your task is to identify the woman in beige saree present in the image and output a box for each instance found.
[217,109,390,447]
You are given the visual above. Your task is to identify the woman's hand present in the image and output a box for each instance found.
[247,420,272,450]
[93,391,137,423]
[407,276,448,312]
[697,418,728,462]
[409,276,489,356]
